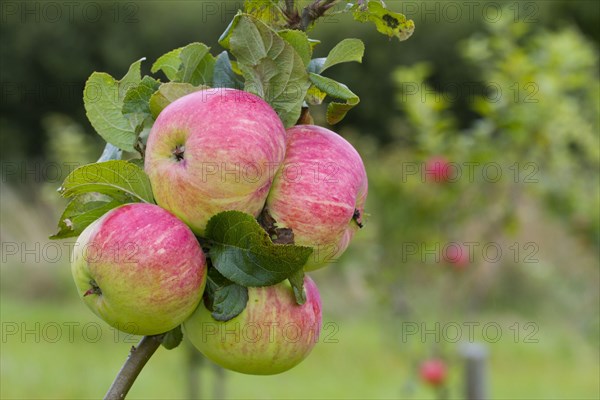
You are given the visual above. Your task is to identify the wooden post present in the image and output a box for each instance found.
[459,342,488,400]
[186,343,203,399]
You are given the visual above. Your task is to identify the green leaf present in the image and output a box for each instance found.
[83,58,144,152]
[327,101,359,125]
[288,269,307,305]
[152,43,216,86]
[176,43,216,86]
[278,29,312,67]
[321,38,365,72]
[204,268,249,321]
[149,82,208,118]
[58,160,155,204]
[50,193,121,239]
[308,73,360,124]
[97,143,122,162]
[353,0,415,42]
[220,14,311,128]
[308,58,326,74]
[308,38,321,50]
[122,75,160,132]
[218,14,239,49]
[205,211,313,287]
[128,158,144,169]
[151,48,182,81]
[213,51,244,89]
[305,85,327,105]
[161,325,183,350]
[243,0,287,29]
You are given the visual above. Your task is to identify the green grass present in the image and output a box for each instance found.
[1,295,598,399]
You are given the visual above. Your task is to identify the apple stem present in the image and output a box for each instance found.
[104,334,165,400]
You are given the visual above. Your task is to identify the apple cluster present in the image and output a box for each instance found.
[71,88,368,375]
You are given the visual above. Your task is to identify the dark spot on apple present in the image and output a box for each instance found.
[172,145,185,162]
[352,209,364,228]
[258,207,295,244]
[383,14,399,29]
[83,280,102,296]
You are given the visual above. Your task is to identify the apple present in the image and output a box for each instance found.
[420,358,447,386]
[425,156,452,183]
[145,88,287,236]
[71,203,207,335]
[443,243,470,269]
[183,276,322,375]
[264,125,368,270]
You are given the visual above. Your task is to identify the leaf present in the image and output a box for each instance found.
[213,51,244,89]
[205,211,313,287]
[278,29,312,67]
[161,325,183,350]
[83,58,145,152]
[305,85,327,105]
[176,43,215,86]
[243,0,287,29]
[308,38,321,50]
[353,0,415,42]
[49,193,121,239]
[152,43,216,86]
[122,75,160,132]
[308,58,326,74]
[305,39,363,108]
[288,269,306,305]
[97,143,122,162]
[308,73,360,124]
[151,48,182,81]
[220,14,311,128]
[204,268,249,321]
[58,160,155,204]
[321,38,365,72]
[149,82,208,118]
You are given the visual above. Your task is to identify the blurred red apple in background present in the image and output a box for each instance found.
[420,358,447,386]
[425,156,452,183]
[443,243,470,269]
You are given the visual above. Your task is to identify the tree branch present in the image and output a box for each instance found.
[284,0,296,15]
[286,0,340,31]
[104,334,165,400]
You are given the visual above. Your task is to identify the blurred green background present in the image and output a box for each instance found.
[1,0,599,399]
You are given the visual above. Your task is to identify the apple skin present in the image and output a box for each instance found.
[145,88,287,236]
[183,276,322,375]
[71,203,207,335]
[264,125,368,270]
[425,156,452,183]
[420,358,447,386]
